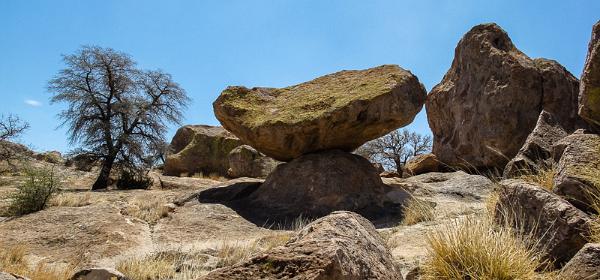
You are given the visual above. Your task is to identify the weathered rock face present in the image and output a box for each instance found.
[0,272,28,280]
[405,153,439,175]
[504,59,583,177]
[494,180,591,267]
[227,145,279,178]
[214,65,427,161]
[561,243,600,279]
[246,150,408,221]
[163,125,241,176]
[553,132,600,212]
[427,23,579,171]
[579,20,600,129]
[201,211,401,280]
[34,151,64,164]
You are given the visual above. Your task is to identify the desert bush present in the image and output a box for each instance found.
[7,167,60,216]
[117,250,209,280]
[116,168,153,189]
[401,197,436,225]
[421,216,551,280]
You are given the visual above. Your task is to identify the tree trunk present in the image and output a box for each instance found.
[92,155,116,190]
[393,158,403,177]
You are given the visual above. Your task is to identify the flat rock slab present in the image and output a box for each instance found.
[214,65,426,161]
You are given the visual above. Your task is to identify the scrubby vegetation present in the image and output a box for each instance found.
[6,167,60,216]
[401,197,436,225]
[519,166,556,191]
[0,243,74,280]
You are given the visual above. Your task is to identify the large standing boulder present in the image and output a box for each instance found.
[427,23,579,171]
[163,125,241,176]
[561,243,600,279]
[227,145,279,178]
[553,132,600,212]
[214,65,427,161]
[201,211,402,280]
[494,180,591,267]
[579,20,600,129]
[245,150,409,222]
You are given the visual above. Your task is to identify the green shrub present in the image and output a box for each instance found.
[116,168,153,190]
[7,167,60,216]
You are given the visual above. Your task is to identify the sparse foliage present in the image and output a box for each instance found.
[401,197,436,225]
[48,46,189,189]
[7,167,60,216]
[356,129,432,175]
[0,114,30,171]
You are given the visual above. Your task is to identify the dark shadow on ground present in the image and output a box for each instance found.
[197,181,405,230]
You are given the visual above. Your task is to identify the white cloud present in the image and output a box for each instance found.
[24,99,42,107]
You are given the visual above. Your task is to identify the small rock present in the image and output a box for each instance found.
[70,267,126,280]
[405,154,440,175]
[561,243,600,279]
[200,211,402,280]
[227,145,279,178]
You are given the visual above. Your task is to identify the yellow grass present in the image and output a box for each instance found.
[123,194,170,224]
[519,167,556,191]
[421,216,551,280]
[0,243,75,280]
[50,192,91,207]
[401,197,436,225]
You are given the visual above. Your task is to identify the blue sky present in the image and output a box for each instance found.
[0,1,598,152]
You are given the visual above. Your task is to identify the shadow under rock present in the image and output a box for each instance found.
[197,180,405,230]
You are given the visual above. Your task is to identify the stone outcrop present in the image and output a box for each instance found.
[245,150,409,221]
[427,23,581,172]
[227,145,279,178]
[163,125,241,177]
[561,243,600,279]
[553,132,600,212]
[494,180,591,267]
[214,65,427,161]
[34,151,64,164]
[405,153,439,175]
[201,211,402,280]
[579,20,600,129]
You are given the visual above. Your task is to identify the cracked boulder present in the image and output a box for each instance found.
[579,20,600,130]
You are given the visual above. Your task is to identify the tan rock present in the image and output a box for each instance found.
[553,132,600,212]
[201,211,401,280]
[214,65,426,161]
[427,23,579,171]
[227,145,279,178]
[163,125,241,177]
[405,154,439,175]
[494,179,591,267]
[579,20,600,129]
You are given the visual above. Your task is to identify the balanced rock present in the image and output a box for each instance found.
[427,23,579,171]
[163,125,241,176]
[244,150,408,222]
[227,145,279,178]
[561,243,600,279]
[201,211,401,280]
[579,20,600,129]
[405,153,440,175]
[553,132,600,212]
[214,65,427,161]
[494,180,591,267]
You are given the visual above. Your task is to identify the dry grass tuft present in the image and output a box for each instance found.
[50,192,91,207]
[216,233,290,268]
[519,167,556,191]
[123,194,170,224]
[401,197,436,225]
[0,243,74,280]
[582,166,600,243]
[421,216,550,280]
[117,250,210,280]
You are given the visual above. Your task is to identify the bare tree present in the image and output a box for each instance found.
[0,114,30,170]
[48,46,189,190]
[356,129,432,175]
